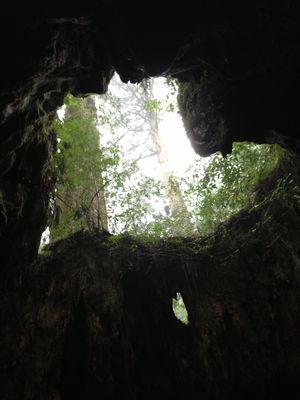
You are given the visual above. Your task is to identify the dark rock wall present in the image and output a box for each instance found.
[0,17,113,272]
[176,0,300,156]
[1,176,300,399]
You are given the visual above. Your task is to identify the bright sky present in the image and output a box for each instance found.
[59,75,205,179]
[59,79,202,176]
[151,77,200,175]
[94,74,209,231]
[98,74,201,182]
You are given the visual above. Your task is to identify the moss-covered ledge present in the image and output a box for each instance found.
[1,161,300,399]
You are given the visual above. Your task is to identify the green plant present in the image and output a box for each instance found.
[182,142,285,235]
[49,79,286,243]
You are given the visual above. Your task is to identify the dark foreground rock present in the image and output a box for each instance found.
[1,162,300,399]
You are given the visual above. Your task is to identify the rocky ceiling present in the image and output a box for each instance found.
[0,1,300,271]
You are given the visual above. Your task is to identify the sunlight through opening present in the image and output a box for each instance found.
[172,292,189,325]
[39,72,285,249]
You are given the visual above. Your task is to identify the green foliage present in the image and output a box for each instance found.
[50,91,167,241]
[107,175,164,234]
[172,294,189,325]
[183,142,285,235]
[144,99,163,113]
[49,79,286,244]
[135,212,195,239]
[96,83,169,235]
[50,94,109,241]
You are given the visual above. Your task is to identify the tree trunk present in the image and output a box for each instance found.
[142,80,192,225]
[50,95,108,242]
[2,181,300,399]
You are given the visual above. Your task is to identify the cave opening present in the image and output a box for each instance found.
[172,292,189,325]
[44,73,286,247]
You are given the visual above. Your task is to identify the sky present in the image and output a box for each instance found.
[57,74,203,178]
[97,74,202,181]
[151,77,200,175]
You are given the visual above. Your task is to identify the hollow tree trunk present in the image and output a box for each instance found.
[50,95,108,242]
[1,171,300,399]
